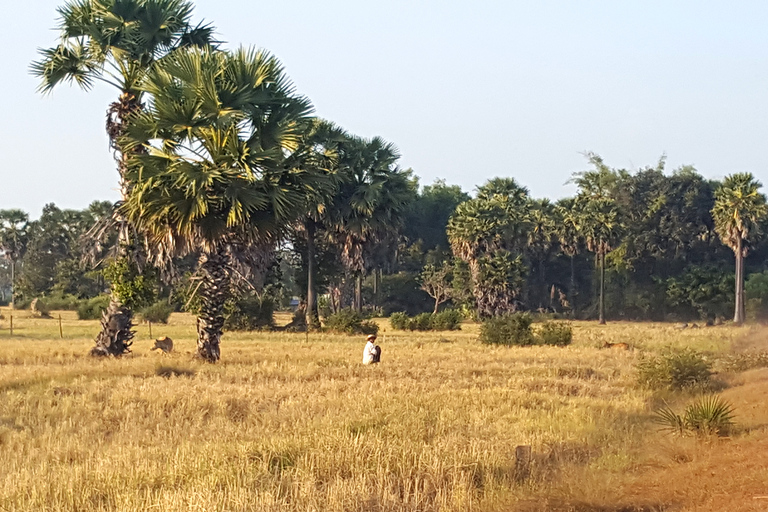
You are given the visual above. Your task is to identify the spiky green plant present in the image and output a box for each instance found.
[654,395,735,436]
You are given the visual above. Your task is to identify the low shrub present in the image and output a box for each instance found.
[77,295,111,320]
[140,301,173,324]
[43,293,81,311]
[389,312,409,330]
[479,313,534,346]
[410,312,433,331]
[654,395,735,436]
[430,309,462,331]
[224,295,275,331]
[388,310,462,331]
[536,321,572,346]
[324,308,379,335]
[637,349,713,390]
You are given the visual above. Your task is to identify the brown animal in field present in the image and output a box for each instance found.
[151,337,173,353]
[602,342,630,351]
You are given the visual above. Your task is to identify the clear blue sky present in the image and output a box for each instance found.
[4,0,768,216]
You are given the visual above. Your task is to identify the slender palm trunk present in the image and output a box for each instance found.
[9,259,14,310]
[570,254,577,316]
[354,274,363,312]
[598,252,606,325]
[92,92,144,357]
[196,250,229,362]
[734,239,745,325]
[305,221,319,329]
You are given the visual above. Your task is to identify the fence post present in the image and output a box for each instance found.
[59,314,63,339]
[9,315,12,336]
[149,321,152,338]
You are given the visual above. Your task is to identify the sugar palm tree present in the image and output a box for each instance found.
[283,120,345,327]
[32,0,215,356]
[0,210,30,309]
[577,196,619,324]
[447,178,531,317]
[712,173,768,325]
[121,47,314,361]
[554,198,581,313]
[329,136,414,312]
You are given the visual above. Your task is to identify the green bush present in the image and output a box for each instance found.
[324,308,379,335]
[410,312,433,331]
[429,309,462,331]
[389,312,409,330]
[479,313,534,346]
[43,293,81,311]
[77,295,111,320]
[654,395,735,436]
[536,321,572,346]
[224,295,275,331]
[637,349,713,390]
[140,301,173,324]
[388,310,463,331]
[746,271,768,322]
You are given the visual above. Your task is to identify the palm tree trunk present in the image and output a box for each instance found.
[91,298,134,357]
[305,221,319,329]
[196,250,229,362]
[9,259,14,310]
[570,254,577,316]
[354,274,363,312]
[93,92,144,357]
[734,240,745,325]
[598,252,606,325]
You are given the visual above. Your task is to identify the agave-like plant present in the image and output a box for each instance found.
[654,395,735,436]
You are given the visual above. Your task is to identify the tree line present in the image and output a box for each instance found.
[3,0,767,362]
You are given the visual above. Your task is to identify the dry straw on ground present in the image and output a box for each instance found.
[0,309,765,511]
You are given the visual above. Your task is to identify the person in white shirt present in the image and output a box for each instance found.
[362,334,381,364]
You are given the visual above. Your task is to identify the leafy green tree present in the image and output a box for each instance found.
[33,0,215,355]
[404,179,470,252]
[666,266,733,321]
[712,173,768,324]
[121,47,314,361]
[0,210,29,308]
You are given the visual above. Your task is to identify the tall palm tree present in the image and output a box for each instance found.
[526,199,556,309]
[32,0,215,356]
[283,120,345,328]
[712,173,768,325]
[329,136,414,312]
[578,196,619,324]
[447,178,531,317]
[0,210,30,309]
[554,198,581,314]
[121,47,314,361]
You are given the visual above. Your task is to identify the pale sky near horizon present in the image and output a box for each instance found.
[3,0,768,217]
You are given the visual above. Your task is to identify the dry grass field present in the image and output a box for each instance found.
[0,308,766,511]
